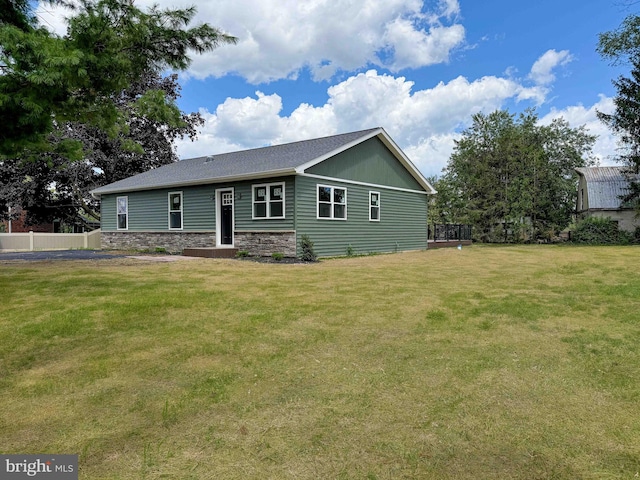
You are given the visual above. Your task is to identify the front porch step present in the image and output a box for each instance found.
[182,247,238,259]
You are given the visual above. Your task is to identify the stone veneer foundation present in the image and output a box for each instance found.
[102,230,297,257]
[234,231,296,257]
[101,231,215,254]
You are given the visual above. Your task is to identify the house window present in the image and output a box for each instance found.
[222,192,233,206]
[117,196,128,230]
[369,191,380,221]
[318,185,347,220]
[253,182,285,219]
[169,192,183,230]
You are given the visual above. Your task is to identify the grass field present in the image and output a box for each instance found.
[1,245,639,479]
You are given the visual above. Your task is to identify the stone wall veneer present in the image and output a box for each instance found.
[102,232,214,253]
[102,230,297,257]
[234,231,296,257]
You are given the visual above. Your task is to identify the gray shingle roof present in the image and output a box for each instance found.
[92,128,389,196]
[576,166,638,209]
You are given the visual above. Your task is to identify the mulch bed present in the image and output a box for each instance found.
[235,256,316,264]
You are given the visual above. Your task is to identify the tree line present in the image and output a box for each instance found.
[430,110,595,242]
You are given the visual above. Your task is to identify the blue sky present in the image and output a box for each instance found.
[39,0,632,177]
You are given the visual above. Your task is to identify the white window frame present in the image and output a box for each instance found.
[317,184,347,220]
[116,196,128,230]
[168,191,183,230]
[252,182,285,220]
[369,191,380,222]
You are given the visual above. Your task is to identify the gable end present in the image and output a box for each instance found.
[304,136,430,192]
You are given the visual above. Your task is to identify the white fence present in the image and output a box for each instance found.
[0,229,101,252]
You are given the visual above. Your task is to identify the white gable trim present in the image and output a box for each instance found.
[376,130,437,194]
[295,128,436,194]
[294,128,383,173]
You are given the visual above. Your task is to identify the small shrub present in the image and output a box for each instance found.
[571,217,632,244]
[154,247,167,253]
[346,244,355,257]
[299,234,317,262]
[272,252,284,261]
[235,250,250,258]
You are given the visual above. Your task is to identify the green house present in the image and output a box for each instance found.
[91,127,436,258]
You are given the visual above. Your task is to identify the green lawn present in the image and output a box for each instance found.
[1,245,639,479]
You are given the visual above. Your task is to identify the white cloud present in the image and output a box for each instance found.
[383,20,465,71]
[540,95,620,166]
[191,0,467,82]
[404,133,461,177]
[529,49,573,86]
[176,67,555,177]
[438,0,461,18]
[212,91,285,144]
[38,0,466,83]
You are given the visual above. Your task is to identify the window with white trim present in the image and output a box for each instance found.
[168,192,183,229]
[117,196,128,230]
[369,191,380,221]
[253,182,285,219]
[318,185,347,220]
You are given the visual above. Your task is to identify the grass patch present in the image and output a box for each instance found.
[1,246,639,478]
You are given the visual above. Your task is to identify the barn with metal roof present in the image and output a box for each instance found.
[575,166,639,232]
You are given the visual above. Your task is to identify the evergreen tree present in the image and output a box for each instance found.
[598,17,640,210]
[0,0,236,158]
[0,0,36,31]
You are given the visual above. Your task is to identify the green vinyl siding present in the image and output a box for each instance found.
[100,195,117,230]
[305,137,423,191]
[101,186,217,232]
[120,190,165,231]
[100,178,295,232]
[294,175,428,257]
[234,177,295,231]
[182,186,217,230]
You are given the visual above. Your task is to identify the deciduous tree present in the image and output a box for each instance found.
[440,110,595,242]
[0,73,203,227]
[597,12,640,65]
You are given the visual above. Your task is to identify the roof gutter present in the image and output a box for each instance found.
[90,167,298,197]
